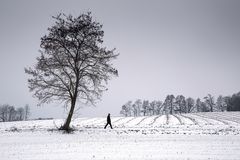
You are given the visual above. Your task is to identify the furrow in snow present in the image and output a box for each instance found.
[152,115,167,126]
[168,115,181,125]
[124,117,146,127]
[192,113,226,125]
[175,114,196,125]
[166,114,169,125]
[137,116,157,127]
[172,114,183,125]
[111,117,125,124]
[136,116,150,126]
[196,112,237,125]
[149,115,163,126]
[211,112,240,124]
[180,114,207,125]
[114,117,135,127]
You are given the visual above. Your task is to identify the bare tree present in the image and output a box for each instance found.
[0,104,28,122]
[163,95,175,114]
[216,95,227,112]
[132,104,138,117]
[16,107,25,121]
[196,98,202,112]
[8,106,16,121]
[149,101,155,116]
[224,96,233,111]
[155,100,163,115]
[120,101,132,117]
[185,97,195,113]
[0,104,15,122]
[24,104,30,120]
[134,99,142,116]
[142,100,149,116]
[175,95,186,114]
[204,94,215,112]
[120,105,128,117]
[126,101,133,116]
[25,13,118,131]
[0,104,8,122]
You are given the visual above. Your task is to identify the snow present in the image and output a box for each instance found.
[168,115,181,125]
[153,115,167,126]
[1,112,240,160]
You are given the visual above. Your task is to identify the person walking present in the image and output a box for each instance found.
[104,113,113,129]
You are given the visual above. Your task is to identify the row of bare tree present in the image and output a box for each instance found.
[0,104,30,122]
[120,92,240,117]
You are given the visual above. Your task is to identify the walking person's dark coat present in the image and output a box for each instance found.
[104,113,113,129]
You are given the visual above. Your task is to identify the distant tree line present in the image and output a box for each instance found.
[0,104,30,122]
[120,92,240,117]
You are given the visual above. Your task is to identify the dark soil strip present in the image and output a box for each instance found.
[197,113,233,125]
[112,117,125,124]
[193,113,228,125]
[136,116,150,126]
[149,115,162,126]
[214,113,240,124]
[218,116,240,124]
[125,117,138,124]
[180,114,198,125]
[166,114,169,125]
[118,117,135,126]
[187,114,213,125]
[222,113,240,123]
[172,114,184,125]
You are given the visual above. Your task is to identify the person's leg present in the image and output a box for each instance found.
[104,123,108,129]
[110,123,113,129]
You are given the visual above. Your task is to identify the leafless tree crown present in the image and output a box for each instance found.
[25,13,118,107]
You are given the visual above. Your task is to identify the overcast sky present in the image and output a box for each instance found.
[0,0,240,119]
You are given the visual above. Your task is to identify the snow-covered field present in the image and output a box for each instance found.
[1,112,240,160]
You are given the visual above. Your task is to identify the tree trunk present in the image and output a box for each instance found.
[170,104,173,115]
[60,98,76,132]
[60,70,79,132]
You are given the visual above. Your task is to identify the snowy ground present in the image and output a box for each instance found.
[1,112,240,160]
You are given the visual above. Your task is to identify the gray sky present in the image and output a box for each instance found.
[0,0,240,119]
